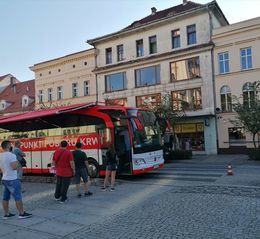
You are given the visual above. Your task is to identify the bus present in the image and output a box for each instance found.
[0,103,164,177]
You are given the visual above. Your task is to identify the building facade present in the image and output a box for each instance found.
[0,74,19,93]
[213,17,260,153]
[87,1,228,154]
[0,79,35,115]
[30,49,96,109]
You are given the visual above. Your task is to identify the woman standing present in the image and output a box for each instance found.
[102,145,117,191]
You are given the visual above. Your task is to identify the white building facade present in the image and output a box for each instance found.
[88,1,228,154]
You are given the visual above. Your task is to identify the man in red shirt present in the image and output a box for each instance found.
[53,140,75,203]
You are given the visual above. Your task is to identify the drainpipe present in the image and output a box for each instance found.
[208,4,219,154]
[93,45,98,104]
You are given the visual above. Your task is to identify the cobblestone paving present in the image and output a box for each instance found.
[64,185,260,239]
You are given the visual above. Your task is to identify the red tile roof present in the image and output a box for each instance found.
[123,1,203,30]
[0,79,35,114]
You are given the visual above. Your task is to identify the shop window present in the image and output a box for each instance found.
[170,57,200,81]
[175,123,204,151]
[228,127,246,145]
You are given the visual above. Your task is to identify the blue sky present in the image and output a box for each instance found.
[0,0,260,81]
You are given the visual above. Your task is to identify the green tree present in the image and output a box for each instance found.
[231,81,260,149]
[141,93,185,149]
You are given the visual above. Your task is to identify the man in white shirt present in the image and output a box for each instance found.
[0,140,32,219]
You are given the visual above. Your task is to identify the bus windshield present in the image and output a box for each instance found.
[128,110,162,154]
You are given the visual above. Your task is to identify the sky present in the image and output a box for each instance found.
[0,0,260,82]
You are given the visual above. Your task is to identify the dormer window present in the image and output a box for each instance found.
[0,100,6,111]
[22,95,29,107]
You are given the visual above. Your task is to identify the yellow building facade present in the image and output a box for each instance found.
[30,49,96,109]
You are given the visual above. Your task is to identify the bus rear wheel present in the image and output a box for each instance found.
[88,158,99,178]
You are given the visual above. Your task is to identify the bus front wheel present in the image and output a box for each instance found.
[88,158,99,178]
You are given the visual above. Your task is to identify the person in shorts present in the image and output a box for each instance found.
[102,145,117,191]
[12,140,26,192]
[0,140,32,219]
[72,142,93,197]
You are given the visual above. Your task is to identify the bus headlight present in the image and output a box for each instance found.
[134,158,146,165]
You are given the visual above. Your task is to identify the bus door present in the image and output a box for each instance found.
[114,127,132,174]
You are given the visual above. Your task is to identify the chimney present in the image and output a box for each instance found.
[183,0,188,5]
[151,7,157,15]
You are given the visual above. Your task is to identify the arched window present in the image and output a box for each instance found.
[242,82,254,107]
[220,85,232,112]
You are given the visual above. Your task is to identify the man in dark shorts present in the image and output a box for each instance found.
[72,142,93,197]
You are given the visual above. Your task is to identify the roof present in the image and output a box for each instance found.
[123,1,202,30]
[0,74,11,82]
[87,1,228,45]
[0,79,35,114]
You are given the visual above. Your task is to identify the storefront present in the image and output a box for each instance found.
[175,122,204,151]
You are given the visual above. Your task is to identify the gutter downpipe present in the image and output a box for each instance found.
[208,4,218,154]
[94,44,99,104]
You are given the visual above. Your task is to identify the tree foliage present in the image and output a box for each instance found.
[231,81,260,149]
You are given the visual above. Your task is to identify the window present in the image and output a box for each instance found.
[47,88,53,102]
[218,52,230,74]
[136,93,161,108]
[135,65,160,87]
[243,82,254,107]
[149,35,157,54]
[220,85,232,112]
[172,29,180,49]
[241,47,252,70]
[84,81,90,96]
[22,96,29,107]
[38,90,44,103]
[170,57,200,81]
[72,83,79,97]
[228,127,246,145]
[136,39,144,57]
[117,44,124,61]
[0,100,6,110]
[105,72,127,92]
[57,86,63,100]
[106,47,112,64]
[106,98,127,106]
[172,88,202,111]
[187,24,196,45]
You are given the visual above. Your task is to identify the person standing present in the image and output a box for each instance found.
[102,145,117,191]
[72,142,93,198]
[53,140,75,203]
[0,140,32,219]
[13,141,26,191]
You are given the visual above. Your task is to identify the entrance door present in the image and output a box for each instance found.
[114,127,132,174]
